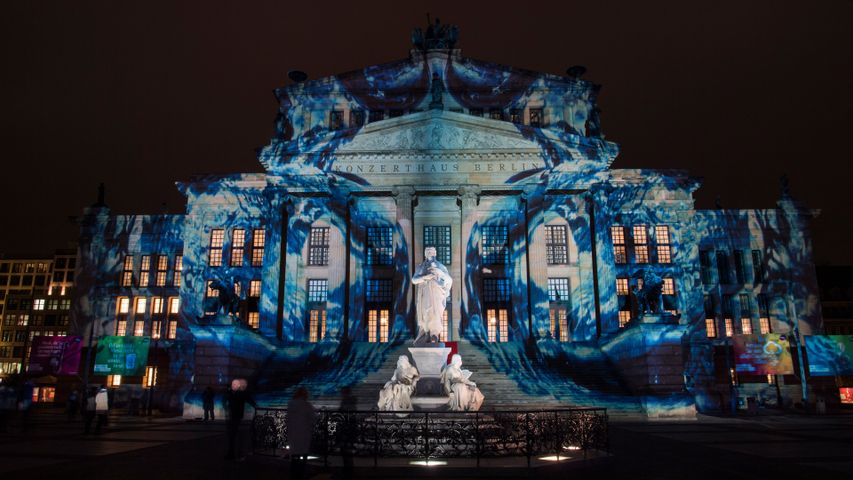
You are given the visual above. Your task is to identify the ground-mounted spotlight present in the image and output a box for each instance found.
[539,455,570,462]
[409,459,448,466]
[563,445,582,451]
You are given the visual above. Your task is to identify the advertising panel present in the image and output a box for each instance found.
[805,335,853,376]
[733,334,793,375]
[26,336,83,375]
[93,336,150,376]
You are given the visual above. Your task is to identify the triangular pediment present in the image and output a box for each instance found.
[336,110,542,155]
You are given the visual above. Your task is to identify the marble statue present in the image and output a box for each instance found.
[377,356,420,412]
[440,354,484,411]
[411,246,452,344]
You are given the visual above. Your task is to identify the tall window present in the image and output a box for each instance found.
[423,225,451,265]
[548,278,570,341]
[611,226,627,264]
[722,295,734,337]
[151,297,163,339]
[633,226,649,263]
[167,297,180,339]
[545,225,569,265]
[758,294,771,334]
[509,108,522,124]
[616,277,631,327]
[329,110,344,130]
[440,307,450,342]
[734,250,746,284]
[483,278,510,342]
[249,280,261,298]
[482,225,509,265]
[529,108,543,127]
[156,255,168,286]
[209,229,224,267]
[122,255,134,287]
[704,295,717,338]
[138,256,150,287]
[116,297,130,336]
[252,230,265,267]
[307,279,328,342]
[230,229,245,267]
[247,312,260,329]
[366,227,394,266]
[655,226,672,264]
[662,277,677,315]
[489,108,503,120]
[366,279,392,342]
[716,250,731,284]
[739,294,752,335]
[173,255,183,287]
[699,250,713,285]
[751,250,764,284]
[308,227,330,266]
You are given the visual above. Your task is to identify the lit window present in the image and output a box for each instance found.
[705,318,717,338]
[151,321,161,339]
[739,294,752,335]
[116,320,127,336]
[167,320,177,339]
[173,255,183,287]
[122,255,134,287]
[547,278,570,302]
[206,281,219,298]
[724,319,734,337]
[307,279,328,303]
[308,309,326,342]
[741,318,753,335]
[249,280,261,298]
[482,225,509,265]
[509,109,522,123]
[633,225,649,263]
[118,297,130,314]
[252,230,265,266]
[308,227,330,266]
[33,299,45,310]
[424,225,451,265]
[704,295,716,337]
[662,278,675,295]
[230,229,245,267]
[611,226,627,264]
[367,309,389,343]
[440,309,449,342]
[545,225,569,265]
[247,311,260,329]
[209,229,224,267]
[618,310,631,328]
[157,255,168,271]
[758,294,771,334]
[616,277,629,295]
[168,297,180,314]
[655,226,671,264]
[135,297,147,314]
[133,321,145,337]
[486,308,509,342]
[549,307,569,341]
[139,256,150,287]
[366,227,393,266]
[722,295,734,336]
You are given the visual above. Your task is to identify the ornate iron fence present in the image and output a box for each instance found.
[252,407,608,466]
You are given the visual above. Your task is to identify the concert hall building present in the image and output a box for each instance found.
[72,25,823,416]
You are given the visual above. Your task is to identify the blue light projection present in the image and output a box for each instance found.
[73,33,822,415]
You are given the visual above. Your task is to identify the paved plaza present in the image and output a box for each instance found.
[0,408,851,479]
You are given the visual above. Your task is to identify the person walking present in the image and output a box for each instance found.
[288,387,317,480]
[202,386,215,421]
[224,379,256,460]
[83,387,97,434]
[94,385,109,434]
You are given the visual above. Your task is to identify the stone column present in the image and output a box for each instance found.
[393,186,416,338]
[458,185,481,333]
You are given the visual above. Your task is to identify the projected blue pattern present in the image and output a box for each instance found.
[74,41,822,415]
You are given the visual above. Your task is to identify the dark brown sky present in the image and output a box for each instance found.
[1,1,851,264]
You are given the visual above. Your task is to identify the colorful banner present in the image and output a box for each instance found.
[733,334,794,375]
[93,336,151,376]
[805,335,853,376]
[26,336,83,375]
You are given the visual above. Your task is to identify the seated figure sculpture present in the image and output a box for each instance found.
[377,356,420,412]
[440,354,485,411]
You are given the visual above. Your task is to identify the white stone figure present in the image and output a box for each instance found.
[377,356,420,412]
[411,246,452,343]
[441,354,484,411]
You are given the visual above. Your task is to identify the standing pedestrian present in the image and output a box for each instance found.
[224,379,256,460]
[66,388,79,421]
[202,386,215,421]
[288,387,317,480]
[94,385,109,434]
[83,387,97,434]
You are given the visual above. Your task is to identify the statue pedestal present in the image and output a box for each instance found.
[409,346,451,397]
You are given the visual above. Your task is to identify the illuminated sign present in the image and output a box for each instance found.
[26,336,83,375]
[805,335,853,376]
[94,336,151,376]
[733,334,793,375]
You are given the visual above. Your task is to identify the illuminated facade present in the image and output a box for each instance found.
[73,25,822,415]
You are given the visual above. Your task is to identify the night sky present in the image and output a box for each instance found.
[1,1,851,264]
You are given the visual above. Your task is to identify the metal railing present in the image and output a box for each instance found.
[252,407,608,466]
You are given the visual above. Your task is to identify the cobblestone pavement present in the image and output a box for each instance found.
[1,408,851,479]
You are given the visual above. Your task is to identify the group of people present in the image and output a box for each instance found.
[377,353,484,413]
